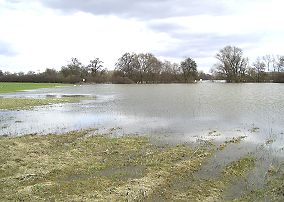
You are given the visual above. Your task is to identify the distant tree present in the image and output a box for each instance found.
[180,57,198,82]
[136,53,161,83]
[262,55,273,72]
[17,72,24,76]
[136,53,150,83]
[60,58,82,77]
[280,56,284,72]
[275,56,284,72]
[0,70,3,77]
[270,55,284,82]
[270,55,284,72]
[214,45,248,82]
[116,53,167,83]
[43,68,59,83]
[160,61,182,83]
[198,71,213,80]
[27,71,36,75]
[245,66,257,82]
[88,57,103,77]
[44,68,58,76]
[253,57,266,82]
[147,55,162,83]
[172,63,182,81]
[161,60,173,73]
[160,61,175,83]
[59,57,88,83]
[115,52,138,81]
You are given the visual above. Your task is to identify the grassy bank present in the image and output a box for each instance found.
[0,130,282,201]
[0,82,81,110]
[0,97,83,110]
[0,82,67,94]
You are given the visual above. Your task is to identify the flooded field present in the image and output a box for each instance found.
[1,84,284,143]
[0,83,284,200]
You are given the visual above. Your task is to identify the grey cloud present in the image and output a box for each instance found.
[0,41,17,56]
[31,0,232,19]
[148,22,183,34]
[154,33,262,59]
[148,21,262,59]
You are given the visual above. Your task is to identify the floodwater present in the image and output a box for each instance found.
[1,83,284,145]
[1,83,284,198]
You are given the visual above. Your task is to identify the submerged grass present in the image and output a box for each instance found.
[0,130,214,201]
[0,97,82,110]
[218,136,247,151]
[0,130,282,201]
[233,163,284,201]
[223,156,256,177]
[0,131,211,201]
[0,82,67,94]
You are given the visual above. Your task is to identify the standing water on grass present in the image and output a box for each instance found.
[1,83,284,199]
[1,83,284,144]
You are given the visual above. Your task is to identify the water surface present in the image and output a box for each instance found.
[1,83,284,147]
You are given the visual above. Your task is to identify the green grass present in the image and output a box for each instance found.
[0,97,82,110]
[223,156,256,177]
[0,82,76,109]
[0,82,67,93]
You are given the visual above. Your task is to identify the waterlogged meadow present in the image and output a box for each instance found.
[0,83,94,110]
[0,83,283,201]
[0,97,84,110]
[0,82,67,93]
[0,129,283,201]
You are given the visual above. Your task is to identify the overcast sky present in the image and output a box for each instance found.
[0,0,284,73]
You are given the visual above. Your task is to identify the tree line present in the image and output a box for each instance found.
[113,53,201,83]
[0,54,204,84]
[212,45,284,83]
[0,57,109,84]
[1,45,284,83]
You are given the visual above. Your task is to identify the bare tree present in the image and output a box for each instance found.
[115,52,138,80]
[279,56,284,72]
[215,45,248,82]
[274,55,284,72]
[61,57,83,77]
[262,55,273,72]
[137,53,161,83]
[88,57,103,77]
[180,57,198,83]
[160,61,177,82]
[114,52,202,83]
[271,55,278,72]
[253,57,266,82]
